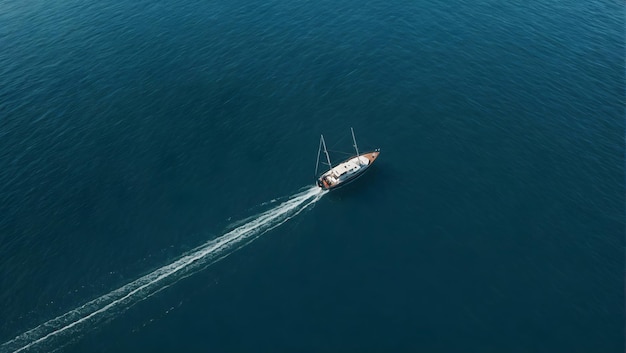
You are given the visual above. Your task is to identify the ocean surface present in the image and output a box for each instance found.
[0,0,624,352]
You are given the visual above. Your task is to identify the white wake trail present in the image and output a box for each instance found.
[1,186,325,353]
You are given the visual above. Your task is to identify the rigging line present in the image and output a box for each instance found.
[314,135,322,178]
[327,133,349,150]
[327,149,353,156]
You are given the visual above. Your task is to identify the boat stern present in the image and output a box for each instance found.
[317,174,334,190]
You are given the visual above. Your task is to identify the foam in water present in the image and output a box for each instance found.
[1,186,325,353]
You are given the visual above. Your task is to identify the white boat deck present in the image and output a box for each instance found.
[326,156,369,179]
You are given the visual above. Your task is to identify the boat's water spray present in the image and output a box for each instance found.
[1,186,326,353]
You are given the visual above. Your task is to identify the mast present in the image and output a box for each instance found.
[316,134,332,177]
[315,135,322,177]
[351,127,361,165]
[321,134,332,169]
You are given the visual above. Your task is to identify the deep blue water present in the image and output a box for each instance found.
[0,0,624,352]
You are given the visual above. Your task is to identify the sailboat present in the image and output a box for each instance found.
[315,128,380,190]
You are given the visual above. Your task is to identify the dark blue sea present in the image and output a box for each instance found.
[1,0,624,352]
